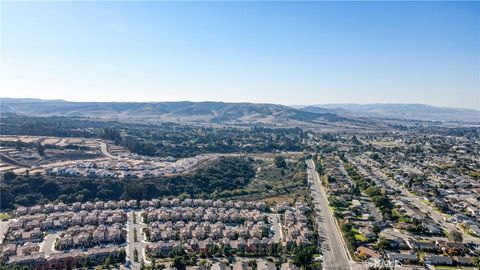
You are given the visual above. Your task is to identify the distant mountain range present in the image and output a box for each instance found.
[1,98,478,126]
[299,103,480,122]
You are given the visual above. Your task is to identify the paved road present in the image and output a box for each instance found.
[0,220,12,244]
[98,141,118,159]
[126,211,148,269]
[40,232,62,256]
[268,214,283,243]
[306,159,361,270]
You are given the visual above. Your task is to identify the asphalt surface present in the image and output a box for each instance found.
[98,141,118,159]
[306,159,359,270]
[39,232,62,256]
[0,220,12,245]
[126,211,148,269]
[267,214,283,243]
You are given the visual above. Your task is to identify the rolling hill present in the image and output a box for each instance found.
[0,98,340,126]
[2,98,477,127]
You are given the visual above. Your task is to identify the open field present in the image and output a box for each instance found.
[370,140,400,148]
[0,213,12,220]
[261,194,298,206]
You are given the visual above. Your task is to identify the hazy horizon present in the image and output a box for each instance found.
[1,1,479,110]
[2,96,479,111]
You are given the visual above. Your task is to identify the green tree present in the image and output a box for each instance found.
[172,256,186,270]
[2,171,16,181]
[119,249,126,262]
[0,185,13,209]
[151,258,156,269]
[133,248,139,262]
[448,229,463,243]
[375,237,389,252]
[472,256,480,270]
[293,246,316,268]
[274,155,287,169]
[36,143,45,156]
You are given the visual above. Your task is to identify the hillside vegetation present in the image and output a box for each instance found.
[1,98,329,125]
[0,156,255,210]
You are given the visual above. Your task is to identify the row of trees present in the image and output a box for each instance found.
[1,116,97,138]
[343,162,394,219]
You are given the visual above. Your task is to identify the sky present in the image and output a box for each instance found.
[1,1,479,109]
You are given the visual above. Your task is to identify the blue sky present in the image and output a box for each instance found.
[1,1,479,109]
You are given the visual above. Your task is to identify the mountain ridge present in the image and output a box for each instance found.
[1,98,478,124]
[0,98,332,126]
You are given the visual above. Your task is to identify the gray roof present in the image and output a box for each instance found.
[387,253,417,261]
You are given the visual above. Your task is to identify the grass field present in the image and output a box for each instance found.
[351,228,369,242]
[223,156,308,204]
[354,233,368,242]
[372,140,399,148]
[262,195,298,206]
[0,213,12,220]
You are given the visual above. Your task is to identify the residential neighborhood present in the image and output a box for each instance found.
[311,131,480,269]
[0,198,315,269]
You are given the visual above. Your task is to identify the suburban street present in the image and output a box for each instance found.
[0,220,12,245]
[98,141,118,159]
[268,214,283,243]
[39,232,62,256]
[126,211,148,269]
[306,159,360,270]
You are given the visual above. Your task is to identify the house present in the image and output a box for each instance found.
[15,207,28,216]
[454,256,473,266]
[232,261,250,270]
[186,266,208,270]
[406,240,437,251]
[86,247,120,263]
[453,214,470,224]
[147,241,179,257]
[359,226,376,239]
[281,262,299,270]
[45,251,85,269]
[468,225,480,236]
[211,262,228,270]
[466,206,480,216]
[425,254,453,265]
[387,253,418,264]
[437,241,466,254]
[382,237,405,249]
[1,244,17,260]
[257,260,276,270]
[8,252,46,270]
[350,200,362,211]
[30,205,43,214]
[422,222,442,235]
[356,246,381,259]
